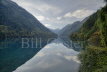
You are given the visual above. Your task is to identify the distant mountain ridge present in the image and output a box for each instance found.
[49,28,60,34]
[58,24,71,36]
[58,17,89,36]
[0,0,57,38]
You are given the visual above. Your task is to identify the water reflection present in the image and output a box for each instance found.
[13,37,80,72]
[55,37,82,52]
[0,38,50,72]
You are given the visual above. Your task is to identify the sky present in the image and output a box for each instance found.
[12,0,105,29]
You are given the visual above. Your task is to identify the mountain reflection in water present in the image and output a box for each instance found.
[13,37,81,72]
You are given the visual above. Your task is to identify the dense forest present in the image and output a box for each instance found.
[0,0,57,38]
[70,1,107,72]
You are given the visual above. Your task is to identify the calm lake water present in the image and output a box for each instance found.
[13,37,81,72]
[0,37,81,72]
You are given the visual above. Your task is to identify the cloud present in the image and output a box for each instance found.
[35,16,45,21]
[12,0,105,29]
[64,9,94,18]
[44,24,51,27]
[56,53,62,56]
[33,3,62,16]
[57,17,62,20]
[44,46,51,49]
[36,60,61,69]
[64,55,80,63]
[35,52,45,57]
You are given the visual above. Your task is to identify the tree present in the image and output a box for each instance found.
[97,5,107,47]
[104,0,107,4]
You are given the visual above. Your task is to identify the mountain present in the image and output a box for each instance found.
[58,17,89,36]
[0,0,57,38]
[71,12,98,43]
[49,28,60,34]
[72,4,107,72]
[58,24,71,36]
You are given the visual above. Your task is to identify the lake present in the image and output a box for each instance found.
[0,37,81,72]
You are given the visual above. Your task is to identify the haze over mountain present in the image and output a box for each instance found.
[11,0,105,29]
[58,24,71,36]
[0,0,57,38]
[49,28,60,34]
[58,17,89,36]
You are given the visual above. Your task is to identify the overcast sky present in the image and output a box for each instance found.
[12,0,105,29]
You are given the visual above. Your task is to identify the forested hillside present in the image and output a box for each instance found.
[0,0,57,38]
[70,2,107,72]
[58,17,88,36]
[71,12,99,46]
